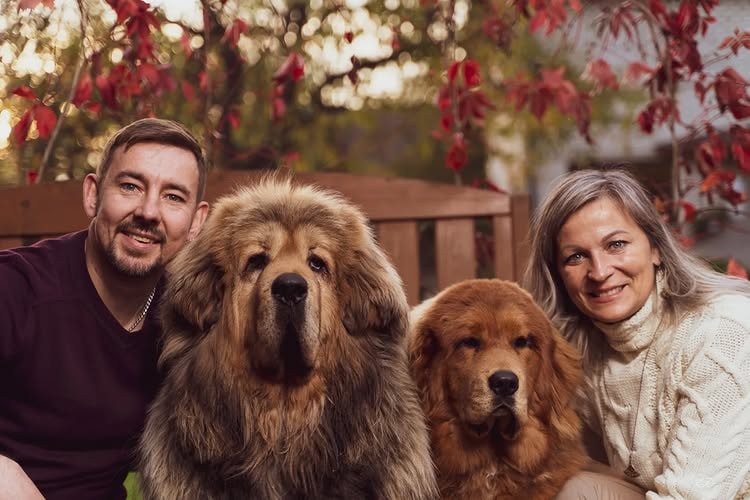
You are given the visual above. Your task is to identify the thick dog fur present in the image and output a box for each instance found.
[409,279,586,500]
[139,178,437,500]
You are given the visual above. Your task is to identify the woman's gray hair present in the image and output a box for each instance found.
[523,168,750,368]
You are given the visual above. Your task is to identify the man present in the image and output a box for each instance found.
[0,118,210,499]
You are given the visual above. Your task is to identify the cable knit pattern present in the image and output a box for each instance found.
[580,285,750,499]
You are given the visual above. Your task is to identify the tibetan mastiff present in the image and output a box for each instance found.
[139,178,436,500]
[408,279,586,499]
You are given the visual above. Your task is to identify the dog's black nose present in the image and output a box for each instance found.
[272,273,308,305]
[488,370,518,396]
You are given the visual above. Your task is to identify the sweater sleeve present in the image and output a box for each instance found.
[648,312,750,500]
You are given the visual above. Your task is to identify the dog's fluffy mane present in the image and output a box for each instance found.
[139,176,436,500]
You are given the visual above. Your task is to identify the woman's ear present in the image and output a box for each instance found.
[651,247,661,268]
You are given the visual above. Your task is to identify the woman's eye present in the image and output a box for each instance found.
[565,252,584,265]
[609,240,627,250]
[308,255,328,274]
[245,253,268,272]
[456,337,481,350]
[512,336,532,349]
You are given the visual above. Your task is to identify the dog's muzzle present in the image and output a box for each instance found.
[267,272,315,383]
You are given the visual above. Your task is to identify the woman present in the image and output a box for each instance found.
[524,169,750,499]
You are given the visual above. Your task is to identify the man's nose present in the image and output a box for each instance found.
[134,191,160,221]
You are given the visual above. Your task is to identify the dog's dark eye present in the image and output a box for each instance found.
[308,255,328,274]
[512,335,533,349]
[246,253,268,272]
[456,337,481,350]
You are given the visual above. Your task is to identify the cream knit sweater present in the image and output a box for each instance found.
[580,284,750,499]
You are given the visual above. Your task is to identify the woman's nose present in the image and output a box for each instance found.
[587,254,614,281]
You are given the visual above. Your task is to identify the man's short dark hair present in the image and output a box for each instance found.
[96,118,208,202]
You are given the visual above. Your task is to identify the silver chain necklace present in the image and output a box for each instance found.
[127,287,156,333]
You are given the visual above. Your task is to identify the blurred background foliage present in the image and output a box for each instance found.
[0,0,642,188]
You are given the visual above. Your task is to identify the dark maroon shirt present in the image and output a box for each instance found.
[0,231,161,500]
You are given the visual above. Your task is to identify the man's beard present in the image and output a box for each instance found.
[105,220,166,277]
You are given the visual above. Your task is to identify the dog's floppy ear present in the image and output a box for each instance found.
[338,223,408,338]
[162,225,225,336]
[530,322,582,430]
[408,323,440,400]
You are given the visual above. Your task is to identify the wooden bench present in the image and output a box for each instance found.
[0,171,530,304]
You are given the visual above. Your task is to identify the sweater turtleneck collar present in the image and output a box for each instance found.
[592,272,664,353]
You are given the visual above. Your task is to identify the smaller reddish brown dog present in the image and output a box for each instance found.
[409,279,587,500]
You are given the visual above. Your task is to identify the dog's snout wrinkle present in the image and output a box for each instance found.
[488,370,518,396]
[272,272,308,306]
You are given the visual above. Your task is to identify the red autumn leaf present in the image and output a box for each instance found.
[33,105,57,139]
[25,170,38,185]
[463,59,481,87]
[180,32,194,59]
[221,19,247,47]
[95,74,118,108]
[180,81,195,102]
[106,0,142,25]
[446,133,467,172]
[732,143,750,172]
[482,17,511,48]
[623,62,655,85]
[726,258,749,280]
[273,52,305,83]
[440,113,453,133]
[344,31,353,43]
[719,30,750,55]
[137,63,160,86]
[679,201,696,223]
[12,110,33,146]
[677,233,696,249]
[714,68,750,118]
[17,0,54,11]
[226,109,240,129]
[581,59,618,93]
[85,102,101,115]
[391,28,400,52]
[271,97,286,121]
[447,61,460,84]
[701,169,735,193]
[568,0,582,13]
[72,72,93,107]
[12,86,36,100]
[198,71,208,91]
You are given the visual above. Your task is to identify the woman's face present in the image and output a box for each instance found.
[556,197,660,324]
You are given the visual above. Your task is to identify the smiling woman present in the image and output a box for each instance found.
[525,168,750,500]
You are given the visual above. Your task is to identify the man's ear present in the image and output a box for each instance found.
[82,173,99,218]
[188,201,210,241]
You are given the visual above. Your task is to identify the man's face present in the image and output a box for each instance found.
[84,143,208,278]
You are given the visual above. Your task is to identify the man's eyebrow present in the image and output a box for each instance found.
[115,170,193,198]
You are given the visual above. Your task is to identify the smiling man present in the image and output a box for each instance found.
[0,118,209,500]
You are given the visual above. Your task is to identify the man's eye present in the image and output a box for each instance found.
[121,183,138,191]
[166,193,185,203]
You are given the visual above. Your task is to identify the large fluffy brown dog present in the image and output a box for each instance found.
[409,279,586,499]
[139,178,436,499]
